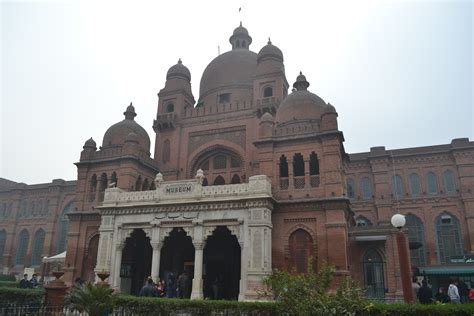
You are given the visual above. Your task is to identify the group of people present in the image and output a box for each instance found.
[412,277,474,304]
[139,271,191,299]
[18,273,39,289]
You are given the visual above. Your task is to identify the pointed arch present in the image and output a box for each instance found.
[360,177,373,200]
[135,176,142,192]
[443,170,456,193]
[213,175,225,185]
[15,229,29,265]
[31,228,45,266]
[405,214,426,266]
[363,248,385,299]
[142,178,150,191]
[426,172,438,194]
[111,172,118,188]
[289,229,314,273]
[391,175,404,198]
[435,211,463,264]
[409,173,420,196]
[231,174,241,184]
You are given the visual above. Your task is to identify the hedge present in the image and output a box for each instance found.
[113,295,282,316]
[0,281,19,288]
[358,302,474,316]
[0,274,16,282]
[0,287,45,305]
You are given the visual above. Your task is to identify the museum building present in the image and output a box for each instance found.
[0,24,473,301]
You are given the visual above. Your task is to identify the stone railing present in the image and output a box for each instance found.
[102,175,272,207]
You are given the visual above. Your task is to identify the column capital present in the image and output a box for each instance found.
[193,241,205,250]
[150,241,163,250]
[115,242,125,251]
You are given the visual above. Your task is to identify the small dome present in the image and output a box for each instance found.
[257,39,283,63]
[261,112,274,122]
[233,22,249,36]
[83,137,96,149]
[229,22,252,50]
[275,73,334,125]
[166,59,191,81]
[102,103,151,153]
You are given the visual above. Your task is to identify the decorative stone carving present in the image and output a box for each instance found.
[154,173,164,188]
[195,169,204,184]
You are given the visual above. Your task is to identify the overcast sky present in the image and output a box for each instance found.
[1,0,473,184]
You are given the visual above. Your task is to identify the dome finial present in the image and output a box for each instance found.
[230,22,252,50]
[178,58,182,64]
[124,102,137,120]
[240,21,242,27]
[293,72,310,91]
[268,37,272,45]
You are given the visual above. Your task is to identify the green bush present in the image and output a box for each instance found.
[0,274,16,282]
[359,302,474,316]
[113,295,281,316]
[0,281,19,288]
[0,287,44,305]
[64,282,115,316]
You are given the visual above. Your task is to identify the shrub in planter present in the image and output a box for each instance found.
[64,282,115,316]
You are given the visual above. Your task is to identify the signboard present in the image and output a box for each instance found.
[449,255,474,264]
[164,183,193,194]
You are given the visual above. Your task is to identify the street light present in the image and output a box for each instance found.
[391,214,414,303]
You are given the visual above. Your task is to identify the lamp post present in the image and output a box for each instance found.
[391,214,413,303]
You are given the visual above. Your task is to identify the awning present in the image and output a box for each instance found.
[420,266,474,275]
[42,251,66,263]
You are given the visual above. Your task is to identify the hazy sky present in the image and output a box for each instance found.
[1,0,473,184]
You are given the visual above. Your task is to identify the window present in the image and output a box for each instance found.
[213,155,227,169]
[135,176,142,191]
[31,228,45,266]
[202,178,208,186]
[347,178,355,199]
[219,93,231,104]
[230,157,240,168]
[57,202,73,253]
[405,214,426,266]
[426,172,438,194]
[110,172,118,188]
[162,140,170,162]
[409,173,420,196]
[293,153,305,177]
[0,230,6,264]
[361,177,372,200]
[356,216,372,227]
[99,173,108,191]
[213,175,225,185]
[231,174,241,184]
[142,179,149,191]
[289,229,313,273]
[263,87,273,97]
[363,249,385,299]
[443,170,456,193]
[15,229,29,265]
[436,212,463,264]
[166,103,174,113]
[309,152,319,175]
[199,159,209,171]
[279,155,288,178]
[391,175,404,198]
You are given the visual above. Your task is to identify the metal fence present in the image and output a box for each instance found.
[0,304,87,316]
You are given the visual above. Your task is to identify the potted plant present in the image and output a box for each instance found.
[64,282,115,316]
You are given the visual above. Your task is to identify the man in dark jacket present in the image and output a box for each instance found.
[418,280,433,304]
[19,274,30,289]
[139,278,158,297]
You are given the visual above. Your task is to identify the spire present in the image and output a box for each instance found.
[229,22,252,50]
[293,72,310,91]
[178,58,182,64]
[268,37,272,45]
[124,102,137,120]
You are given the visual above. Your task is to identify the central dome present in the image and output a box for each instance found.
[199,49,257,99]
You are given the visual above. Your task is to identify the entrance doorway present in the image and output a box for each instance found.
[160,228,195,298]
[204,226,241,300]
[121,229,152,295]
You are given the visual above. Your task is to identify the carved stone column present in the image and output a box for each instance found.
[191,241,205,299]
[238,241,247,301]
[113,242,125,291]
[150,241,163,283]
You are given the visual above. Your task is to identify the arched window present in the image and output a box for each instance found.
[236,40,240,47]
[409,173,420,196]
[135,176,142,192]
[443,170,456,193]
[110,172,118,188]
[435,212,463,264]
[98,173,108,201]
[356,216,372,227]
[426,172,438,194]
[162,139,171,163]
[361,177,373,200]
[15,229,29,265]
[309,152,319,175]
[363,249,385,299]
[289,229,313,273]
[347,178,355,199]
[405,214,426,266]
[213,155,227,169]
[0,230,6,264]
[213,175,225,185]
[293,153,305,177]
[279,155,288,178]
[263,87,273,97]
[90,174,97,192]
[242,40,246,47]
[57,202,73,253]
[142,179,149,191]
[31,228,45,266]
[391,175,404,198]
[202,178,208,186]
[231,174,241,184]
[166,103,174,113]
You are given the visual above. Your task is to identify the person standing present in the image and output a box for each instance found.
[411,277,421,303]
[139,278,158,297]
[468,286,474,302]
[19,274,30,289]
[448,280,461,304]
[435,287,451,303]
[417,280,433,304]
[30,274,39,289]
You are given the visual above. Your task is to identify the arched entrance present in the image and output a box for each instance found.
[121,229,152,295]
[204,226,241,300]
[160,228,195,298]
[363,248,385,299]
[82,234,99,282]
[289,229,314,273]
